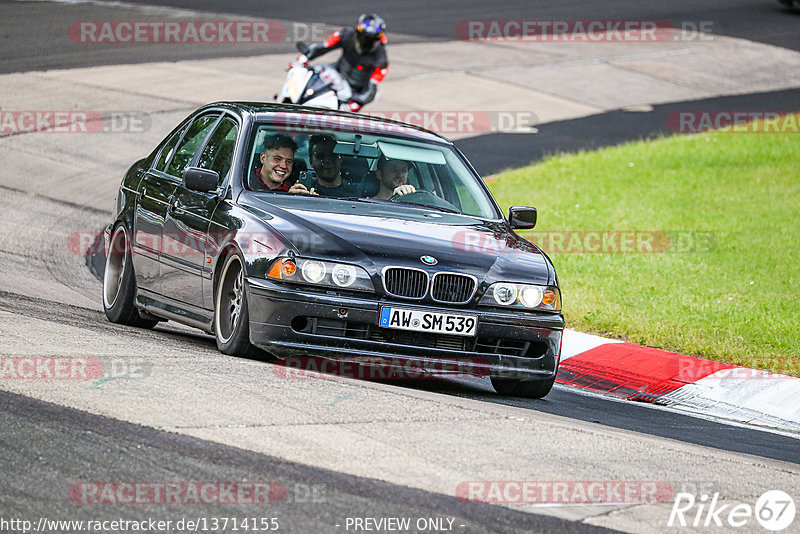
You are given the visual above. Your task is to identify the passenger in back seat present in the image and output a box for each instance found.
[305,134,363,197]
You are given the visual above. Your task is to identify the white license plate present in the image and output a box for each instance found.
[379,306,477,337]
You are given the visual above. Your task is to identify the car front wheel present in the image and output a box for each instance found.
[103,224,158,329]
[214,253,261,358]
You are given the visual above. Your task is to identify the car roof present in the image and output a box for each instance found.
[198,102,452,145]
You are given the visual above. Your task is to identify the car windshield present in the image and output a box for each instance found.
[243,121,501,219]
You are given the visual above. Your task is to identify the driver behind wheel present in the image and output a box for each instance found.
[372,155,415,200]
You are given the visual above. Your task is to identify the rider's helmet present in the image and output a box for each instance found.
[355,13,385,53]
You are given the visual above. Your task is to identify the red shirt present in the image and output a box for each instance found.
[253,165,294,191]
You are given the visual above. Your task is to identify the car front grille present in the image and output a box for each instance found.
[431,273,477,304]
[382,268,477,304]
[382,267,428,299]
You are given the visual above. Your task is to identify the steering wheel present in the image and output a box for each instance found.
[389,190,460,212]
[389,189,432,202]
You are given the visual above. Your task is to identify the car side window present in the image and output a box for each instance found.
[153,126,184,173]
[166,114,219,178]
[197,117,238,186]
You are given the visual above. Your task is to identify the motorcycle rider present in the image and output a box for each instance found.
[293,13,388,112]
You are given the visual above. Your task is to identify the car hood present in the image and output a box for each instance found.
[239,196,554,285]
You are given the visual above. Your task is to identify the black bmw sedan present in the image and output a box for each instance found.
[103,102,564,398]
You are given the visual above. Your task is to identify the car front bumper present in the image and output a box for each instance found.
[247,277,564,381]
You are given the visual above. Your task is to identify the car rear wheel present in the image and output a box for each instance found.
[490,375,555,399]
[103,224,158,329]
[215,254,261,358]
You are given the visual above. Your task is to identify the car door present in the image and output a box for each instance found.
[161,113,237,311]
[133,122,187,295]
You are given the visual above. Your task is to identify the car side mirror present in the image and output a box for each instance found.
[509,206,537,229]
[183,167,219,193]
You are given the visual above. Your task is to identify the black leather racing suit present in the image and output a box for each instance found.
[305,27,388,107]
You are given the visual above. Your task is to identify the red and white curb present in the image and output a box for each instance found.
[558,329,800,433]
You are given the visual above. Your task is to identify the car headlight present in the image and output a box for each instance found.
[479,283,560,311]
[267,257,374,292]
[492,283,518,305]
[331,264,357,287]
[301,260,326,283]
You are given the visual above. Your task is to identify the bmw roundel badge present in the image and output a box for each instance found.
[420,255,438,265]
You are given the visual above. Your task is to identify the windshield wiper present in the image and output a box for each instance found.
[399,201,460,214]
[338,197,385,203]
[336,196,462,214]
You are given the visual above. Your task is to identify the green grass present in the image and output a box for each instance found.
[487,120,800,375]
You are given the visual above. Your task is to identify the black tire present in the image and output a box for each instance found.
[103,224,158,329]
[490,375,555,399]
[214,253,261,358]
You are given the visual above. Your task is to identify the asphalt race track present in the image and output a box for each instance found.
[3,0,800,72]
[460,87,800,175]
[1,1,799,533]
[2,389,616,533]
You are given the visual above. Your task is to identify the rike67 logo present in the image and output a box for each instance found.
[668,490,796,531]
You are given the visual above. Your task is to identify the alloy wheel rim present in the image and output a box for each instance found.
[216,256,245,344]
[103,228,126,309]
[229,268,243,331]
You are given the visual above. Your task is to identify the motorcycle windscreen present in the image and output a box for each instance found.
[286,68,312,102]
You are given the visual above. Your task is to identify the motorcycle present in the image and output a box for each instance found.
[275,42,349,111]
